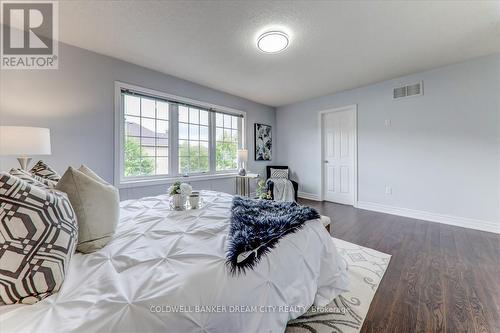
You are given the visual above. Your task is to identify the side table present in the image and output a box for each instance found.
[235,173,259,197]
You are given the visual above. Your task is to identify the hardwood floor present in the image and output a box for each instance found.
[299,199,500,333]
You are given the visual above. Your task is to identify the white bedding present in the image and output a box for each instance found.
[0,191,348,333]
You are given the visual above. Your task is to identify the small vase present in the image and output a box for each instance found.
[172,194,184,209]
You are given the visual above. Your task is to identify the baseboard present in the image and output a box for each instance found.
[298,191,322,201]
[356,201,499,234]
[250,191,320,200]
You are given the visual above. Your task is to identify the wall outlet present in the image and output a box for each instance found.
[385,186,392,195]
[384,119,392,127]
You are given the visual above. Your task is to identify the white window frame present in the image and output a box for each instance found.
[114,81,246,188]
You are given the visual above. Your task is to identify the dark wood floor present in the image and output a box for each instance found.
[299,199,500,333]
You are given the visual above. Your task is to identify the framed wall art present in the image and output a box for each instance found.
[254,123,272,161]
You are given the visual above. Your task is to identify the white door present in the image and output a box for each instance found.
[322,108,356,205]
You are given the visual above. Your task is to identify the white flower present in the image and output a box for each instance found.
[179,183,192,196]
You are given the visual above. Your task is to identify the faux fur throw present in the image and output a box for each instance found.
[226,196,320,275]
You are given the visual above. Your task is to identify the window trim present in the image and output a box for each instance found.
[114,81,246,188]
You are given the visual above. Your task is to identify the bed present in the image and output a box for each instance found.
[0,191,348,333]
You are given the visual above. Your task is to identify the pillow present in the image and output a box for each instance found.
[78,164,107,184]
[270,168,289,179]
[55,166,119,253]
[9,168,57,189]
[0,172,78,304]
[30,160,61,182]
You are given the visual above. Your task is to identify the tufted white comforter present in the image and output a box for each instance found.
[0,191,348,333]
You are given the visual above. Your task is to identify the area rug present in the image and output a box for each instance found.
[286,238,391,333]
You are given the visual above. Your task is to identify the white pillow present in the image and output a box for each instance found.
[270,168,289,179]
[55,166,119,253]
[78,164,107,184]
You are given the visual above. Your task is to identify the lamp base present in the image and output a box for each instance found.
[17,157,32,171]
[238,168,247,176]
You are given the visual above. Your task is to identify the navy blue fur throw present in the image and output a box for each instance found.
[226,196,320,276]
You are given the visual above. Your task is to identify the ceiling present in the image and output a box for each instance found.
[47,1,500,106]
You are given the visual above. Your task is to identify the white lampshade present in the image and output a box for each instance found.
[237,149,248,163]
[0,126,51,156]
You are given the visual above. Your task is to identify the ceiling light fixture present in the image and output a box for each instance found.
[257,31,289,53]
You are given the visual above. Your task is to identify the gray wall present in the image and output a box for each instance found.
[0,42,275,200]
[276,54,500,225]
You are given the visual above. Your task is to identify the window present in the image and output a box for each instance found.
[116,82,245,186]
[215,113,240,171]
[178,105,210,175]
[123,93,169,177]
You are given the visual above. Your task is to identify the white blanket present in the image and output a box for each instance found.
[269,178,296,202]
[0,191,348,333]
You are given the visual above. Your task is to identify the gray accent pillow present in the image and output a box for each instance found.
[0,172,78,304]
[270,168,289,179]
[55,166,119,253]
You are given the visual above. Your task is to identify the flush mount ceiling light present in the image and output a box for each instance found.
[257,31,289,53]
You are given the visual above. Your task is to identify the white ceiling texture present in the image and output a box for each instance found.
[54,1,500,107]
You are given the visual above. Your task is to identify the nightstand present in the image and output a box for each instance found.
[235,173,259,197]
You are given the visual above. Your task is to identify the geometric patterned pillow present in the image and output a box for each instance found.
[270,168,289,179]
[30,160,61,182]
[9,168,57,189]
[0,172,78,304]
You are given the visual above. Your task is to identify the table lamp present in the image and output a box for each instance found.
[237,149,248,176]
[0,126,51,170]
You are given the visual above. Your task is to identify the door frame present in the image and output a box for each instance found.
[319,104,358,205]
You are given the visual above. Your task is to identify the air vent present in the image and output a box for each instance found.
[393,81,423,99]
[393,87,406,99]
[406,82,421,96]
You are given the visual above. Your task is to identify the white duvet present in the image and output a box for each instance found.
[0,191,348,333]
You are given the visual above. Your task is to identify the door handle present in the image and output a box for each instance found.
[324,160,329,163]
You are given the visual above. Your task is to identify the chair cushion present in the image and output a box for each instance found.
[9,168,57,189]
[0,172,78,304]
[270,168,289,179]
[55,166,119,253]
[30,160,61,182]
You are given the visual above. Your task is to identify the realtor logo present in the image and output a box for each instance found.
[1,1,58,69]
